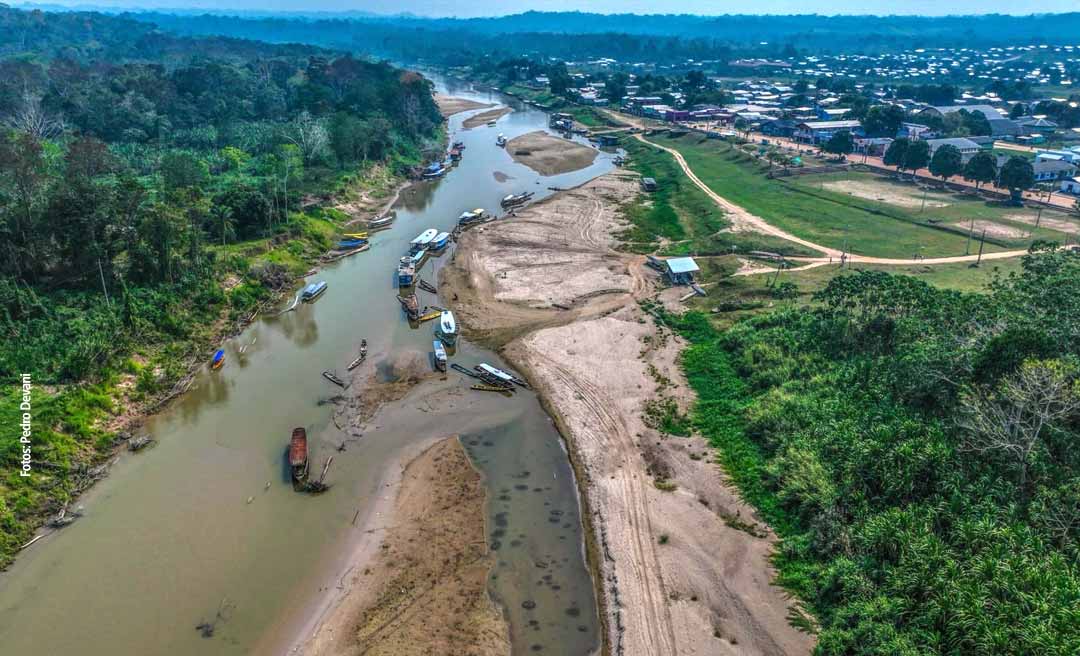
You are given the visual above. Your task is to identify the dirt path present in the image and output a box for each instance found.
[634,133,1052,268]
[442,169,815,656]
[299,437,508,656]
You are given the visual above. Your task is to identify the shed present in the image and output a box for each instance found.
[640,177,658,192]
[664,257,700,285]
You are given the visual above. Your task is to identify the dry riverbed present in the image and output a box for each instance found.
[441,168,815,655]
[463,106,513,129]
[506,130,598,176]
[434,94,491,117]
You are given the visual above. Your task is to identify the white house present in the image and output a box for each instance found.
[925,137,982,163]
[1060,177,1080,195]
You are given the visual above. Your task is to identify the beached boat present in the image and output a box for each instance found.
[409,228,438,253]
[486,120,497,127]
[399,294,420,320]
[301,281,327,302]
[437,310,458,345]
[397,258,415,286]
[418,310,441,323]
[290,427,309,483]
[417,278,438,294]
[369,214,395,229]
[335,238,368,250]
[431,231,451,250]
[422,163,446,179]
[449,148,462,161]
[500,192,534,208]
[322,370,346,387]
[477,363,528,387]
[433,341,447,372]
[496,133,507,147]
[342,231,368,239]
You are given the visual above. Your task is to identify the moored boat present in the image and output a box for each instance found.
[399,293,420,320]
[477,363,528,387]
[409,228,438,253]
[397,258,415,286]
[436,310,458,345]
[458,208,486,225]
[431,231,451,250]
[322,370,346,387]
[422,163,446,178]
[369,214,395,229]
[500,192,533,208]
[301,281,327,302]
[433,341,447,372]
[449,147,462,161]
[347,340,367,371]
[495,133,507,147]
[335,238,368,250]
[290,427,309,483]
[211,349,225,370]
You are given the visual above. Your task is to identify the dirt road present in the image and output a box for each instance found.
[442,170,815,656]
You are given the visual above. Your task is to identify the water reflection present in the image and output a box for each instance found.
[276,303,319,348]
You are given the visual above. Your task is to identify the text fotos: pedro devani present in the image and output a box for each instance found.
[18,373,32,477]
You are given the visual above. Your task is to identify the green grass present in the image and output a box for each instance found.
[644,133,1068,259]
[503,84,566,109]
[566,106,623,128]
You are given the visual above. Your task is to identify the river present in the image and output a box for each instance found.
[0,76,615,655]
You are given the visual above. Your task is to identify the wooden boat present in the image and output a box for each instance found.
[322,370,346,387]
[302,281,328,302]
[128,436,155,451]
[290,427,309,483]
[437,310,458,345]
[451,363,481,379]
[477,363,528,387]
[397,258,415,286]
[369,214,395,229]
[347,340,368,371]
[211,349,225,370]
[431,231,451,250]
[399,294,419,320]
[495,133,507,147]
[342,231,368,239]
[500,192,534,208]
[472,384,512,394]
[410,228,438,253]
[433,340,447,372]
[335,238,368,250]
[417,278,438,294]
[418,310,441,323]
[486,120,497,127]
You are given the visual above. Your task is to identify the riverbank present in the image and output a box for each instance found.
[296,435,508,656]
[435,94,491,117]
[441,168,815,655]
[506,130,599,176]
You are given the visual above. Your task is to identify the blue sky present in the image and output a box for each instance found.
[16,0,1076,16]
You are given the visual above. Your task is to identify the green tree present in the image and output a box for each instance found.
[862,104,906,138]
[929,144,963,182]
[823,130,854,160]
[963,151,998,190]
[999,155,1035,203]
[883,137,909,171]
[903,139,931,173]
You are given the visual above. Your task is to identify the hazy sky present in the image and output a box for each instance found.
[18,0,1079,17]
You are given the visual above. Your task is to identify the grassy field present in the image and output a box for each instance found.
[646,133,1078,258]
[502,84,566,109]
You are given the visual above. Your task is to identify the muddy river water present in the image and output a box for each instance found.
[0,76,615,655]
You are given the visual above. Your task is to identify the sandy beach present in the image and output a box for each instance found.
[506,130,599,176]
[434,94,491,117]
[463,105,513,128]
[441,163,815,655]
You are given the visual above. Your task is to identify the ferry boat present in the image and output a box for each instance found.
[495,133,507,147]
[397,258,416,286]
[433,341,447,372]
[437,310,458,345]
[301,281,328,302]
[422,163,446,178]
[289,427,309,483]
[211,349,225,370]
[431,231,451,250]
[409,228,438,253]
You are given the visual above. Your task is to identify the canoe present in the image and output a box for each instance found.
[290,427,309,482]
[433,340,447,372]
[335,238,368,250]
[418,310,441,323]
[302,281,327,301]
[322,370,346,387]
[342,231,368,239]
[211,349,225,370]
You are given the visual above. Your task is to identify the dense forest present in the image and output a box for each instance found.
[662,246,1080,654]
[127,10,1080,62]
[0,5,440,566]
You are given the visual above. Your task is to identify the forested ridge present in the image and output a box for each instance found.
[663,246,1080,654]
[0,5,441,566]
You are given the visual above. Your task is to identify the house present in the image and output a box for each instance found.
[899,122,935,140]
[1061,177,1080,195]
[1035,149,1080,165]
[1034,158,1078,183]
[761,118,798,138]
[664,109,690,122]
[1016,116,1058,135]
[793,120,863,144]
[925,137,982,163]
[662,257,700,285]
[855,137,893,157]
[815,107,851,121]
[919,104,1007,121]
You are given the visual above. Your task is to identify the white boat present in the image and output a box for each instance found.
[432,231,451,249]
[433,340,447,372]
[422,163,446,178]
[437,310,458,345]
[369,214,395,229]
[496,133,507,147]
[477,363,513,383]
[410,228,438,253]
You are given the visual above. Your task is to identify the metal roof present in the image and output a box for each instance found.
[666,257,700,274]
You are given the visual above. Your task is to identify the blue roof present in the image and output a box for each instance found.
[666,257,700,274]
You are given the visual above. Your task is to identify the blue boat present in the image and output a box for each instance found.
[335,238,368,250]
[422,163,446,179]
[211,349,225,370]
[397,258,415,287]
[302,281,328,302]
[431,231,451,250]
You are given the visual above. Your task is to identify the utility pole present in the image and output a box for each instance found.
[965,216,976,255]
[920,187,928,212]
[976,229,986,266]
[98,258,111,309]
[1035,205,1043,229]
